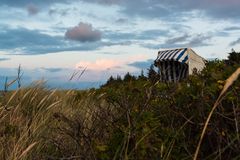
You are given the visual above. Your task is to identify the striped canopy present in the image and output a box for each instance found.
[155,48,189,64]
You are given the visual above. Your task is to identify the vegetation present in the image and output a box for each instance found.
[0,51,240,160]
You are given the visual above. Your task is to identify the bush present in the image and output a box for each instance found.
[0,51,240,159]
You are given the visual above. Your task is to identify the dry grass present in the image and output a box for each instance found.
[0,83,120,159]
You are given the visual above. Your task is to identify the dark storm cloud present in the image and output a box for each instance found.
[65,22,102,42]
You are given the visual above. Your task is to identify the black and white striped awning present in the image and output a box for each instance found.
[155,48,189,64]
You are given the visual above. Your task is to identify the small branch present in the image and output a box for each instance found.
[232,100,239,142]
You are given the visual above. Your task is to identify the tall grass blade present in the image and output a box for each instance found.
[193,68,240,160]
[18,142,37,159]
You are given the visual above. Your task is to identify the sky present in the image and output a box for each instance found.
[0,0,240,89]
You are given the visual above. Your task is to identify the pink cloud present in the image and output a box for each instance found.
[76,59,122,70]
[73,54,149,82]
[75,54,148,71]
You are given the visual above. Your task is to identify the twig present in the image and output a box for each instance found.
[17,64,23,89]
[232,100,239,142]
[77,67,87,80]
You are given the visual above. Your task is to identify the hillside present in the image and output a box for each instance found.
[0,51,240,160]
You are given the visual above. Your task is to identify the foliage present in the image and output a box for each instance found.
[227,49,240,65]
[0,51,240,159]
[148,64,159,83]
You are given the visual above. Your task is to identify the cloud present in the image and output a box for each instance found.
[165,34,190,44]
[119,1,171,20]
[116,18,128,23]
[140,43,161,50]
[76,59,122,70]
[187,34,212,47]
[97,0,121,5]
[141,33,212,49]
[0,58,10,61]
[0,27,64,54]
[76,54,148,71]
[1,0,240,20]
[79,0,176,20]
[138,29,170,40]
[73,55,149,83]
[224,26,240,31]
[197,0,240,19]
[128,59,153,69]
[215,31,229,37]
[65,22,102,42]
[104,29,169,43]
[86,0,122,5]
[48,8,69,16]
[0,0,68,7]
[0,27,62,49]
[26,3,39,15]
[163,33,212,48]
[79,0,240,20]
[0,27,108,55]
[41,67,64,72]
[0,26,210,55]
[229,38,240,46]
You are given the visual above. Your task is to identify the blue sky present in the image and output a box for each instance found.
[0,0,240,89]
